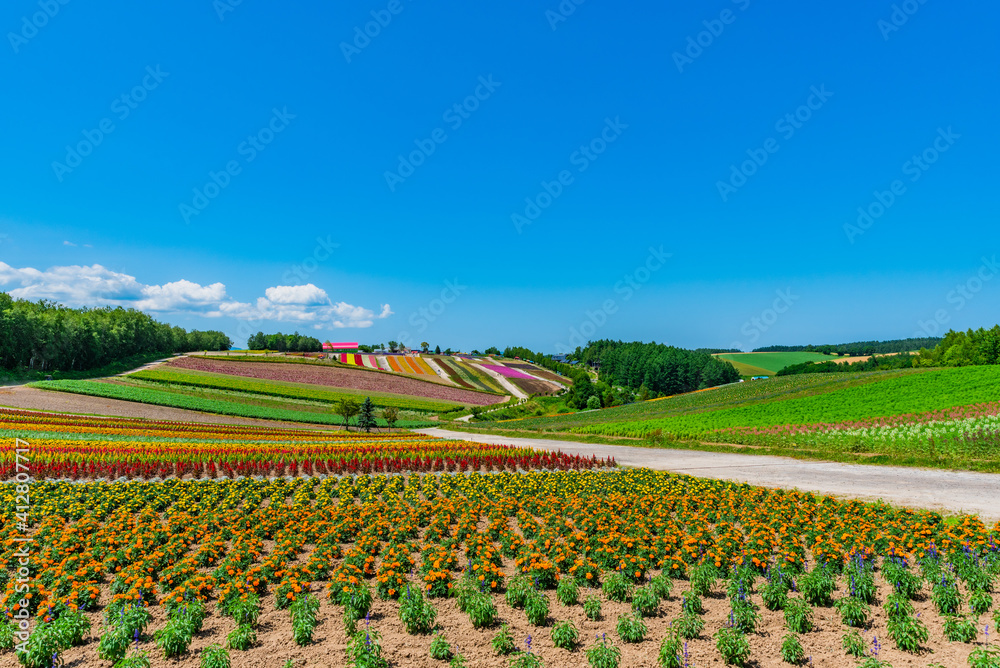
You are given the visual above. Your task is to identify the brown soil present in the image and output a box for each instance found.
[6,566,993,667]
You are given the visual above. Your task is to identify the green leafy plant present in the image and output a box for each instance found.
[761,577,790,610]
[783,598,813,633]
[884,593,914,620]
[200,644,231,668]
[658,632,684,668]
[681,592,704,615]
[780,633,805,665]
[616,612,647,643]
[942,615,977,643]
[430,632,453,661]
[17,624,65,668]
[510,650,544,668]
[399,585,437,634]
[524,590,550,626]
[970,589,993,615]
[858,658,893,668]
[586,635,621,668]
[799,567,835,607]
[968,645,1000,668]
[602,570,632,602]
[114,651,152,668]
[290,594,320,646]
[584,594,602,621]
[506,576,533,609]
[51,610,90,647]
[729,598,760,634]
[155,617,195,659]
[491,625,516,655]
[842,630,865,658]
[466,592,499,629]
[673,612,705,640]
[886,614,928,653]
[932,576,962,615]
[98,626,132,663]
[556,578,579,606]
[347,628,389,668]
[551,620,579,650]
[226,623,256,651]
[632,584,660,618]
[650,573,674,600]
[835,595,870,628]
[715,626,751,666]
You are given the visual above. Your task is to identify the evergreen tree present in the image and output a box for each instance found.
[357,397,376,433]
[434,345,441,354]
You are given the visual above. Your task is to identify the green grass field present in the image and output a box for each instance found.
[571,365,1000,438]
[715,351,835,375]
[497,371,898,432]
[130,367,460,412]
[28,379,436,428]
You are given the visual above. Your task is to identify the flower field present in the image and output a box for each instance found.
[0,409,606,482]
[1,468,998,667]
[479,364,536,380]
[27,380,440,428]
[702,401,1000,462]
[164,356,506,405]
[128,367,461,413]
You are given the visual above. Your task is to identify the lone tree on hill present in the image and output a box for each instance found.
[420,341,430,352]
[381,406,399,431]
[387,340,399,353]
[334,398,360,431]
[357,397,376,432]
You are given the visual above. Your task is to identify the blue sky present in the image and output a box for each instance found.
[1,0,997,352]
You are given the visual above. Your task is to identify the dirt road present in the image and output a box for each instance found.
[418,428,1000,522]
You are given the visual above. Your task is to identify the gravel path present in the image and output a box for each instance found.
[418,427,1000,522]
[0,385,335,430]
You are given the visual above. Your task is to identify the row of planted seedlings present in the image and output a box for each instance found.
[1,471,1000,666]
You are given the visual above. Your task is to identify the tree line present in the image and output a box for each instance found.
[755,337,941,356]
[777,353,915,376]
[567,339,741,396]
[246,331,323,352]
[777,327,1000,376]
[0,293,231,373]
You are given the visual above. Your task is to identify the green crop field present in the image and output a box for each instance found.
[715,351,836,374]
[497,371,902,432]
[129,367,460,413]
[29,379,436,428]
[571,365,1000,438]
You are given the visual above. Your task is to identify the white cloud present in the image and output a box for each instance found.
[264,284,328,305]
[0,262,390,329]
[63,240,76,247]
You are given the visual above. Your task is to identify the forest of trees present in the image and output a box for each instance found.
[568,340,741,396]
[754,337,941,356]
[777,327,1000,375]
[777,352,915,376]
[0,293,231,373]
[913,327,1000,367]
[245,331,323,352]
